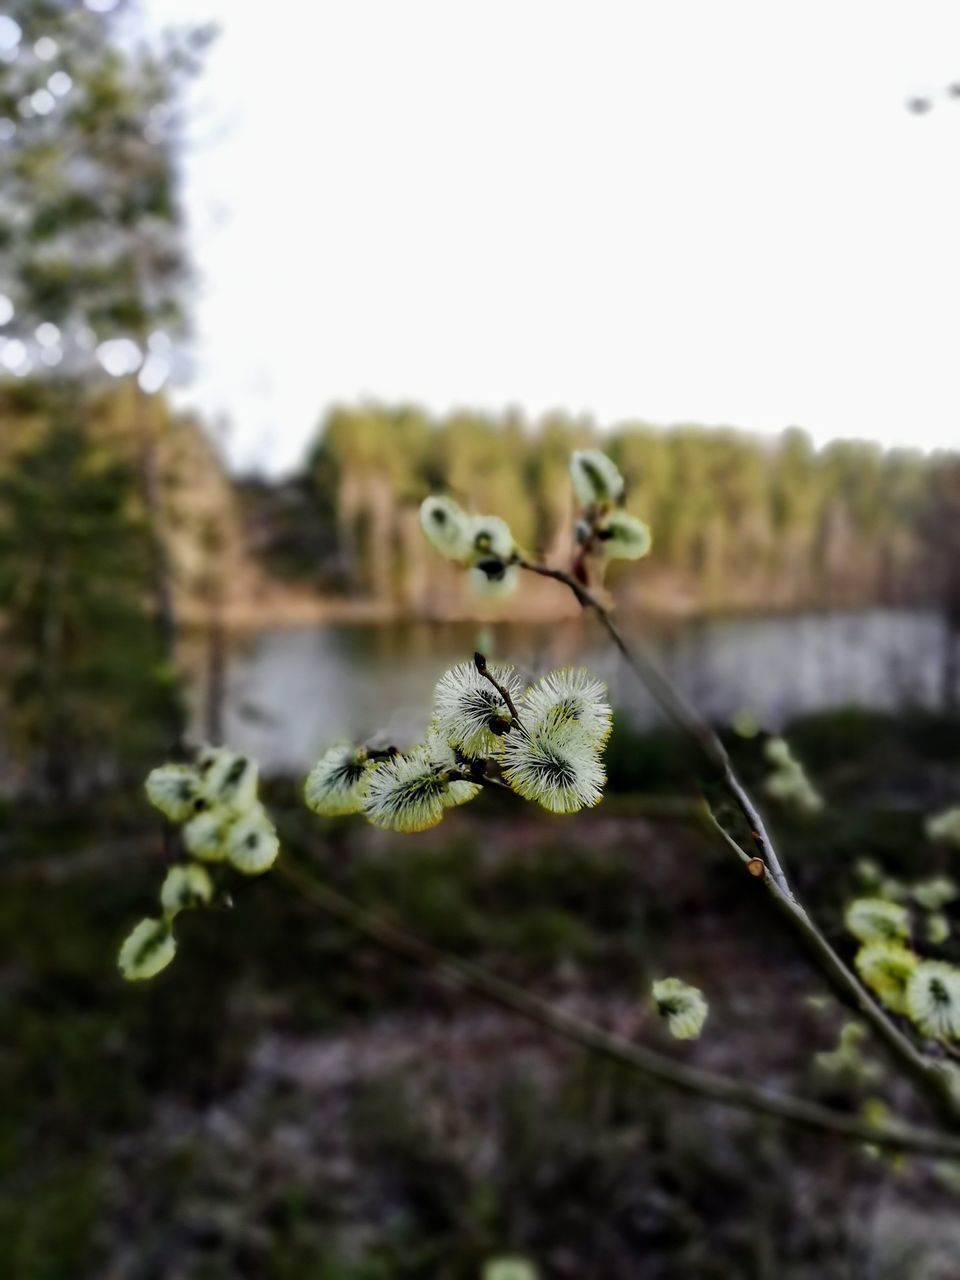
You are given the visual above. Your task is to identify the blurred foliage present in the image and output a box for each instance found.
[0,2,218,792]
[0,381,181,797]
[0,0,210,351]
[4,708,960,1275]
[240,405,957,621]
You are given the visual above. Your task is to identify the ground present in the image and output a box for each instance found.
[3,709,960,1279]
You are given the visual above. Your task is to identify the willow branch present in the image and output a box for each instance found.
[276,859,960,1161]
[518,556,960,1128]
[700,806,960,1115]
[518,558,789,892]
[474,650,522,723]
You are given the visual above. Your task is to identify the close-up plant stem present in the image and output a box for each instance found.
[517,556,960,1129]
[277,860,960,1161]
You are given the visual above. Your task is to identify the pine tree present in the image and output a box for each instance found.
[0,2,208,793]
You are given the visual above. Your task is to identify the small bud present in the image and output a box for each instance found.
[226,805,280,875]
[845,898,910,944]
[595,511,652,561]
[198,747,259,816]
[160,863,214,917]
[747,857,765,877]
[855,941,918,1014]
[855,857,883,887]
[469,514,515,562]
[927,913,951,946]
[484,1262,538,1280]
[927,807,960,849]
[419,495,474,561]
[182,806,232,862]
[763,737,823,814]
[731,709,760,739]
[651,977,709,1040]
[569,449,625,508]
[913,876,957,911]
[906,961,960,1041]
[145,763,201,822]
[469,560,519,598]
[118,917,176,982]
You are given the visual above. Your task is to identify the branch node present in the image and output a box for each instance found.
[474,651,521,724]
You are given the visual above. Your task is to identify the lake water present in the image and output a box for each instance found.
[192,609,950,776]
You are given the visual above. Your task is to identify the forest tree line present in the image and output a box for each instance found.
[249,403,960,618]
[4,379,960,798]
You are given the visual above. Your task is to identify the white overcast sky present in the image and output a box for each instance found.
[146,0,960,475]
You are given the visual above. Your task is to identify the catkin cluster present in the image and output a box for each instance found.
[117,746,280,980]
[419,447,651,598]
[844,880,960,1044]
[304,657,613,832]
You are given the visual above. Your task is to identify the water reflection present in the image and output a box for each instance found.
[190,609,948,775]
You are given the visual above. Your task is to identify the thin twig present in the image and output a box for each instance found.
[699,804,957,1110]
[474,650,522,724]
[518,556,960,1129]
[276,859,960,1161]
[517,558,790,893]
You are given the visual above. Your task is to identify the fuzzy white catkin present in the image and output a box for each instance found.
[844,897,910,944]
[855,941,918,1014]
[145,763,201,823]
[469,561,520,599]
[159,863,213,917]
[927,807,960,848]
[468,514,515,562]
[361,749,450,833]
[419,495,474,562]
[597,511,652,560]
[907,961,960,1040]
[913,876,957,911]
[182,806,232,862]
[304,744,376,816]
[652,977,709,1040]
[226,805,280,875]
[502,721,606,814]
[423,729,482,807]
[569,449,624,508]
[198,747,259,816]
[433,660,523,757]
[118,917,176,981]
[519,667,612,747]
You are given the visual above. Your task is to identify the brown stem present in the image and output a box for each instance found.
[474,650,522,724]
[276,860,960,1161]
[517,558,788,890]
[700,807,960,1120]
[518,557,960,1129]
[133,383,186,757]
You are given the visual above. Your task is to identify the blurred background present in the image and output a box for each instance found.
[3,1,960,1276]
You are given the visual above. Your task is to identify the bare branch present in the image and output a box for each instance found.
[473,650,522,724]
[277,859,960,1161]
[518,556,960,1129]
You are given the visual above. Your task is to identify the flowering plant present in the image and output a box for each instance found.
[117,445,960,1166]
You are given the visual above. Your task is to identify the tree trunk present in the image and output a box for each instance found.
[133,383,186,755]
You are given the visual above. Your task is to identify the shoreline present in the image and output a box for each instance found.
[177,593,940,633]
